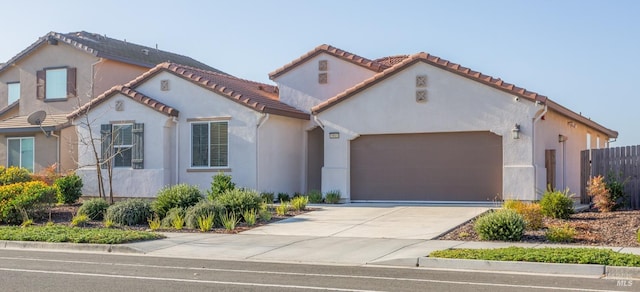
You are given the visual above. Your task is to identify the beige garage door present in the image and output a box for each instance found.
[350,131,502,201]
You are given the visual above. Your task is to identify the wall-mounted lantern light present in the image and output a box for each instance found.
[511,124,521,139]
[558,134,568,143]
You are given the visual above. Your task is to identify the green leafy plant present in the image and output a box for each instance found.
[197,212,215,232]
[290,196,308,211]
[260,192,275,203]
[45,221,55,227]
[77,198,109,220]
[20,219,33,228]
[214,189,262,216]
[0,166,32,186]
[275,202,289,216]
[161,207,186,229]
[70,214,89,227]
[207,172,236,200]
[259,209,272,222]
[474,209,525,241]
[606,172,628,210]
[545,224,576,243]
[105,199,152,226]
[502,199,523,210]
[152,184,203,219]
[243,209,257,226]
[307,190,323,203]
[54,173,83,204]
[429,247,640,267]
[103,219,115,228]
[0,181,57,224]
[587,175,614,212]
[324,190,341,204]
[220,211,239,231]
[185,200,223,229]
[540,188,574,219]
[148,214,161,231]
[0,225,162,244]
[277,192,290,203]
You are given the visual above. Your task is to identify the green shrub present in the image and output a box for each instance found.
[474,209,526,241]
[152,184,202,219]
[277,192,290,203]
[77,198,109,220]
[54,173,83,204]
[325,190,341,204]
[0,166,32,185]
[259,209,272,222]
[185,200,223,229]
[220,211,238,231]
[197,213,215,232]
[540,189,574,219]
[290,196,308,211]
[260,192,275,203]
[207,172,235,200]
[276,202,288,216]
[546,224,576,243]
[70,214,89,227]
[307,190,323,203]
[105,199,152,226]
[606,173,628,210]
[0,181,56,224]
[214,189,262,217]
[243,209,257,226]
[148,214,161,231]
[161,207,186,228]
[502,199,523,210]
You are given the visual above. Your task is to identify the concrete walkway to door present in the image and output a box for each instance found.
[242,204,489,240]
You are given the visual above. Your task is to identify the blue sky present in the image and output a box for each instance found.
[3,0,638,145]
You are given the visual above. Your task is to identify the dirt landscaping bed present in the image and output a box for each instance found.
[438,209,640,247]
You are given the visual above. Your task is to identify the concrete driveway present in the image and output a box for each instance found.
[242,204,489,240]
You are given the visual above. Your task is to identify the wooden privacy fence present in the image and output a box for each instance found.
[580,145,640,209]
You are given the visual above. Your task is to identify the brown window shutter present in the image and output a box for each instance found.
[36,70,45,99]
[67,67,77,97]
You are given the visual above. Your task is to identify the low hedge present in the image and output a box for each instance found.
[0,181,56,224]
[0,225,162,244]
[429,247,640,267]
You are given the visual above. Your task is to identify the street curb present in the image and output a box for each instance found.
[418,257,606,277]
[0,240,145,254]
[367,257,418,267]
[606,266,640,279]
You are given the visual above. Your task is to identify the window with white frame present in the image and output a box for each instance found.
[100,123,144,169]
[36,67,76,99]
[7,137,34,172]
[7,82,19,104]
[191,121,228,167]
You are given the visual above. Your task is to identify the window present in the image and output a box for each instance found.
[586,133,591,150]
[36,67,76,99]
[7,82,19,104]
[596,136,600,149]
[100,123,144,169]
[7,137,34,172]
[191,122,228,167]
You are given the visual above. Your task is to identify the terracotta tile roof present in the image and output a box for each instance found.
[0,31,227,75]
[72,63,310,120]
[374,55,410,67]
[68,85,179,120]
[0,113,70,134]
[269,44,388,80]
[313,51,618,138]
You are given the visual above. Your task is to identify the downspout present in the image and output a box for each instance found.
[256,113,270,191]
[172,117,179,184]
[90,59,103,98]
[313,115,325,130]
[48,131,60,173]
[532,102,548,198]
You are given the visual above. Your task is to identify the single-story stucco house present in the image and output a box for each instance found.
[69,45,617,202]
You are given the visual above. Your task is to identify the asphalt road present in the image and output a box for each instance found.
[0,249,634,292]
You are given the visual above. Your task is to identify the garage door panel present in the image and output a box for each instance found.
[350,132,502,201]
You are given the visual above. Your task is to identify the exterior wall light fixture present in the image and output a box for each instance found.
[512,124,521,139]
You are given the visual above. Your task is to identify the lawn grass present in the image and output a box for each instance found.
[429,246,640,267]
[0,225,163,244]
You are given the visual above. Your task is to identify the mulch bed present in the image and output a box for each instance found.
[438,209,640,247]
[29,204,312,234]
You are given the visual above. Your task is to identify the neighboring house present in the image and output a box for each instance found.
[68,63,309,197]
[0,31,224,173]
[72,44,617,202]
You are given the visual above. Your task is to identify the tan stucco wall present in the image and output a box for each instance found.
[59,126,78,172]
[93,60,148,97]
[0,131,58,173]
